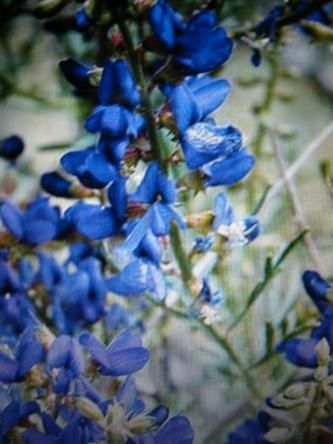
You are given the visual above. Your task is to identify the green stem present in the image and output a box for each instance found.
[117,19,164,167]
[169,221,193,288]
[247,43,280,210]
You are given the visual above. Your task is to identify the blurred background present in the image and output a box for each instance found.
[1,0,333,441]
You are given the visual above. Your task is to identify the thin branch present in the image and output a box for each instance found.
[270,130,325,275]
[267,121,333,201]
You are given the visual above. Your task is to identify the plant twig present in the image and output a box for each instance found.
[270,130,325,275]
[267,121,333,201]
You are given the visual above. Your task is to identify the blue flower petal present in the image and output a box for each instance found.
[187,10,218,30]
[0,199,24,240]
[0,135,24,161]
[0,401,20,437]
[71,205,116,240]
[108,259,151,296]
[60,148,92,175]
[182,123,242,170]
[0,351,18,383]
[302,270,332,316]
[174,27,233,74]
[99,60,140,109]
[149,0,184,49]
[47,335,72,369]
[23,220,57,246]
[59,58,92,89]
[84,106,105,133]
[170,84,201,134]
[155,415,194,444]
[189,77,231,118]
[41,172,72,198]
[100,105,130,138]
[108,175,127,222]
[277,338,319,368]
[16,327,44,376]
[203,149,255,186]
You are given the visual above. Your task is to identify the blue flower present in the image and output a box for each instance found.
[22,415,87,444]
[227,412,270,444]
[0,135,24,161]
[0,197,61,246]
[59,58,93,90]
[149,1,233,74]
[302,270,333,317]
[108,257,166,300]
[65,202,116,240]
[0,326,44,383]
[47,335,85,394]
[0,400,39,444]
[213,192,260,247]
[75,7,92,31]
[181,123,242,169]
[277,337,319,368]
[169,76,231,134]
[202,147,255,186]
[41,172,73,198]
[128,161,184,237]
[84,60,142,167]
[60,147,116,189]
[79,328,150,376]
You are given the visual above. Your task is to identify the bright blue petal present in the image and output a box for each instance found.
[108,259,151,296]
[84,106,105,133]
[41,172,72,198]
[203,150,255,186]
[189,77,231,118]
[59,58,92,89]
[132,162,159,203]
[23,220,57,246]
[182,123,242,169]
[174,27,233,73]
[0,135,24,161]
[101,105,130,138]
[149,0,183,48]
[186,10,218,30]
[99,60,140,109]
[60,148,92,176]
[108,175,127,222]
[0,199,24,240]
[74,206,116,240]
[170,83,201,134]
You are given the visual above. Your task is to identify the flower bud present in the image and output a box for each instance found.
[75,397,104,423]
[284,383,306,400]
[316,338,330,367]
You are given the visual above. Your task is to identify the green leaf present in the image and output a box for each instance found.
[229,230,307,331]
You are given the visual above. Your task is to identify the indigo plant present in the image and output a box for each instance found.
[0,0,333,442]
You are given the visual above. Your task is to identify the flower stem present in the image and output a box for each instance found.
[117,19,164,167]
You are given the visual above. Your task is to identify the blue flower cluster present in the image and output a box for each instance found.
[0,0,264,441]
[0,323,194,443]
[228,269,333,443]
